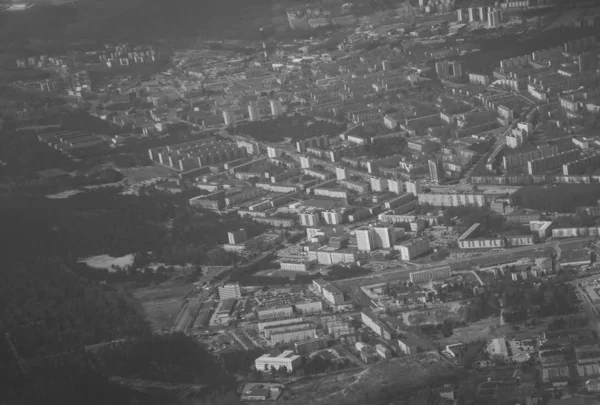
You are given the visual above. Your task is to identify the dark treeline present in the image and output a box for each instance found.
[0,186,275,405]
[99,333,236,388]
[0,187,267,265]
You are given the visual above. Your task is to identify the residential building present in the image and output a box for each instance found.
[398,237,430,261]
[405,180,421,196]
[409,267,451,284]
[295,337,328,355]
[356,226,375,251]
[398,338,419,355]
[388,179,403,195]
[257,306,294,320]
[428,160,442,183]
[294,301,323,315]
[270,327,316,344]
[218,283,242,300]
[300,212,321,227]
[373,225,397,249]
[361,311,393,340]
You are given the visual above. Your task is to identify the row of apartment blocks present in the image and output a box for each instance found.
[457,222,535,249]
[552,227,600,238]
[456,6,503,28]
[472,174,600,186]
[38,130,106,152]
[148,139,248,170]
[417,192,492,207]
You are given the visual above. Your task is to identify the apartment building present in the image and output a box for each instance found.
[294,301,323,315]
[218,283,242,300]
[300,212,321,227]
[409,267,451,284]
[294,337,328,355]
[270,327,317,344]
[417,192,488,207]
[361,311,393,340]
[398,237,431,261]
[258,317,304,332]
[257,306,294,320]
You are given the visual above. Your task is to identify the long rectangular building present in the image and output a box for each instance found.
[257,306,294,321]
[263,321,314,338]
[255,351,302,371]
[270,327,316,344]
[409,267,451,284]
[417,192,489,207]
[258,317,304,332]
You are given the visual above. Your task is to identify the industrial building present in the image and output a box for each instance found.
[218,283,242,300]
[255,351,302,372]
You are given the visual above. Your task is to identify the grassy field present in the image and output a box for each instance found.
[119,165,178,183]
[132,281,194,332]
[282,352,455,405]
[435,317,513,346]
[406,302,466,326]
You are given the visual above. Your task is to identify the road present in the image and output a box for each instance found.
[337,237,595,295]
[572,282,600,336]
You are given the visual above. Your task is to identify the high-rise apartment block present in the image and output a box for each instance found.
[336,167,348,180]
[371,177,387,192]
[435,61,463,79]
[300,212,321,227]
[398,237,430,260]
[405,180,421,196]
[270,99,282,117]
[267,147,282,158]
[388,179,402,194]
[356,226,374,251]
[218,283,242,300]
[356,225,397,251]
[373,225,397,249]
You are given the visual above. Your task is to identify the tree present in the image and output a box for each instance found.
[270,366,278,377]
[278,365,288,376]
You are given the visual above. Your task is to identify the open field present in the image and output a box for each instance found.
[78,253,134,270]
[119,165,178,183]
[405,302,466,326]
[434,317,513,346]
[132,281,195,332]
[282,352,455,405]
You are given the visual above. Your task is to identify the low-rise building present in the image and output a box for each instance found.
[255,351,302,372]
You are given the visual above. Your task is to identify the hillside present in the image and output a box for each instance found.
[0,0,281,44]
